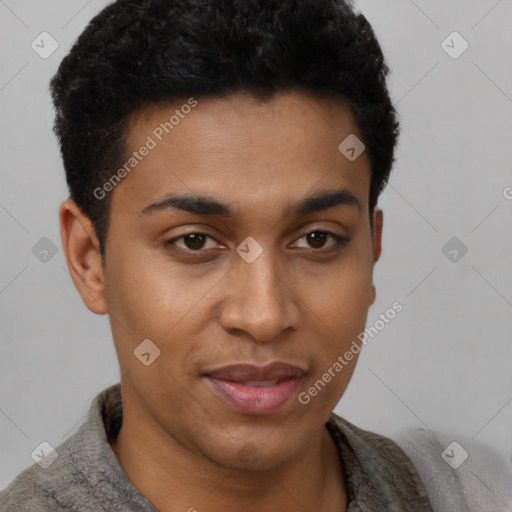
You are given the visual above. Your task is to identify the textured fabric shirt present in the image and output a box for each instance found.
[0,383,433,511]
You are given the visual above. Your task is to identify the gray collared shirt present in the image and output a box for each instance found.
[0,383,432,511]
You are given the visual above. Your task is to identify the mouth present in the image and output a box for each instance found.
[203,362,306,415]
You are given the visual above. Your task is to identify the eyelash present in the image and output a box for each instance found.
[164,230,350,257]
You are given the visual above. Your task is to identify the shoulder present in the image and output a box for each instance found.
[329,413,427,479]
[0,438,73,511]
[394,426,512,512]
[328,413,432,510]
[331,414,410,457]
[0,384,122,512]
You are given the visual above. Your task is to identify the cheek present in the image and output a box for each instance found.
[105,244,208,334]
[297,266,371,412]
[303,255,373,337]
[306,274,370,382]
[297,242,373,399]
[103,246,224,382]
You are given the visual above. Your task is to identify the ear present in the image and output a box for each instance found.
[369,208,383,306]
[59,199,107,314]
[372,208,383,264]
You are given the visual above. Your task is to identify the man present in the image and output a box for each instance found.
[1,0,434,510]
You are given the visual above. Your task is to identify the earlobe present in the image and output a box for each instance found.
[59,199,107,315]
[369,284,376,306]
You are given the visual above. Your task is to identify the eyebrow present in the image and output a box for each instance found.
[140,189,362,218]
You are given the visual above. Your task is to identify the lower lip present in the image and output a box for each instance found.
[205,376,303,414]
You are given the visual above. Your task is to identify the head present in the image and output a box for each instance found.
[55,0,398,472]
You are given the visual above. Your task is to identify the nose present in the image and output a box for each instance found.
[219,247,300,343]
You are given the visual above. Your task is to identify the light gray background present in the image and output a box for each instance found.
[1,0,511,496]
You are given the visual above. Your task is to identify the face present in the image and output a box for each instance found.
[63,90,382,472]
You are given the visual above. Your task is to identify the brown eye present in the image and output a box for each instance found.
[181,233,208,250]
[165,233,220,252]
[306,231,329,249]
[294,230,349,251]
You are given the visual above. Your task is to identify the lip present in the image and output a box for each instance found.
[204,362,306,415]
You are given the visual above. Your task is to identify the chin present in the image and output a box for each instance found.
[209,437,298,473]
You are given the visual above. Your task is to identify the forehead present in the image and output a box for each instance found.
[111,90,371,220]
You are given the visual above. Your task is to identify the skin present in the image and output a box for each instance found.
[59,90,383,512]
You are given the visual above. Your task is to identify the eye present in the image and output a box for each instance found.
[292,230,349,251]
[165,233,222,252]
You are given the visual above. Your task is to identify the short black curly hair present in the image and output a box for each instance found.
[50,0,399,257]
